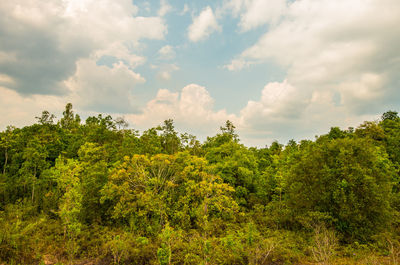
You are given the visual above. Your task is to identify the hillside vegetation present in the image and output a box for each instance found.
[1,104,400,264]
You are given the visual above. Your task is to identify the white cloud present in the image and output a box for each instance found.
[223,58,254,71]
[2,0,400,147]
[226,0,400,128]
[158,65,179,81]
[180,4,189,15]
[337,73,387,113]
[0,0,167,96]
[151,63,179,81]
[188,6,221,42]
[158,45,175,60]
[123,81,368,146]
[240,0,286,30]
[158,0,172,17]
[223,0,287,31]
[95,43,147,68]
[127,84,236,137]
[0,74,15,86]
[240,80,308,120]
[0,55,147,128]
[0,86,67,129]
[66,59,145,113]
[236,79,381,146]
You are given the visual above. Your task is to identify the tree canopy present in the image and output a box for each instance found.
[0,104,400,264]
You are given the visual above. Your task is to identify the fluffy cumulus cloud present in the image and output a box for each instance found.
[156,64,179,81]
[2,0,400,146]
[158,0,172,17]
[0,0,166,101]
[127,84,236,137]
[224,0,400,143]
[0,58,146,128]
[66,59,145,113]
[240,80,308,121]
[223,0,287,31]
[158,45,176,60]
[0,86,67,129]
[188,6,221,42]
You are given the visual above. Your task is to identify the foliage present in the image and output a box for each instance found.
[0,104,399,264]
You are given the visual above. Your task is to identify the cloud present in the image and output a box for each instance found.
[223,59,254,71]
[224,0,287,31]
[337,73,388,114]
[0,56,146,128]
[2,0,399,147]
[0,0,167,96]
[95,43,147,69]
[158,45,176,60]
[236,79,380,146]
[240,80,309,121]
[180,4,190,15]
[188,6,221,42]
[123,81,364,146]
[127,84,236,136]
[66,59,145,113]
[158,0,172,17]
[157,64,179,81]
[0,86,67,129]
[226,0,400,125]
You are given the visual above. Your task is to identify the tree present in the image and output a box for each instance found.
[52,157,83,262]
[19,137,49,203]
[284,137,395,241]
[220,120,238,142]
[139,128,163,155]
[101,154,175,234]
[0,126,16,175]
[157,224,175,265]
[160,119,181,154]
[382,111,400,122]
[114,117,129,130]
[77,143,108,223]
[204,138,259,206]
[60,103,80,130]
[35,110,56,125]
[180,133,201,156]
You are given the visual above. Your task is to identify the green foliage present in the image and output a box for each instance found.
[0,106,400,264]
[284,137,394,241]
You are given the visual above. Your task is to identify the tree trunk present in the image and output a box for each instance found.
[3,147,7,175]
[32,180,35,203]
[32,167,37,203]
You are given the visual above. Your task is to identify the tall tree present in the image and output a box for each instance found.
[60,103,80,130]
[19,137,49,203]
[0,126,16,175]
[161,119,181,154]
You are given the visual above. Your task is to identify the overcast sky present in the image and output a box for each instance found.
[1,0,399,146]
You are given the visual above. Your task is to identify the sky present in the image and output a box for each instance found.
[1,0,400,147]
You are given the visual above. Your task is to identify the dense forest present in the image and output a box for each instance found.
[1,103,400,265]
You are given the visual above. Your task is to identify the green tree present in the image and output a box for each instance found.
[35,110,56,125]
[77,143,108,223]
[19,137,49,203]
[284,137,395,241]
[139,128,163,155]
[60,103,81,130]
[204,124,258,207]
[0,126,16,175]
[160,119,181,154]
[52,157,83,261]
[101,154,175,234]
